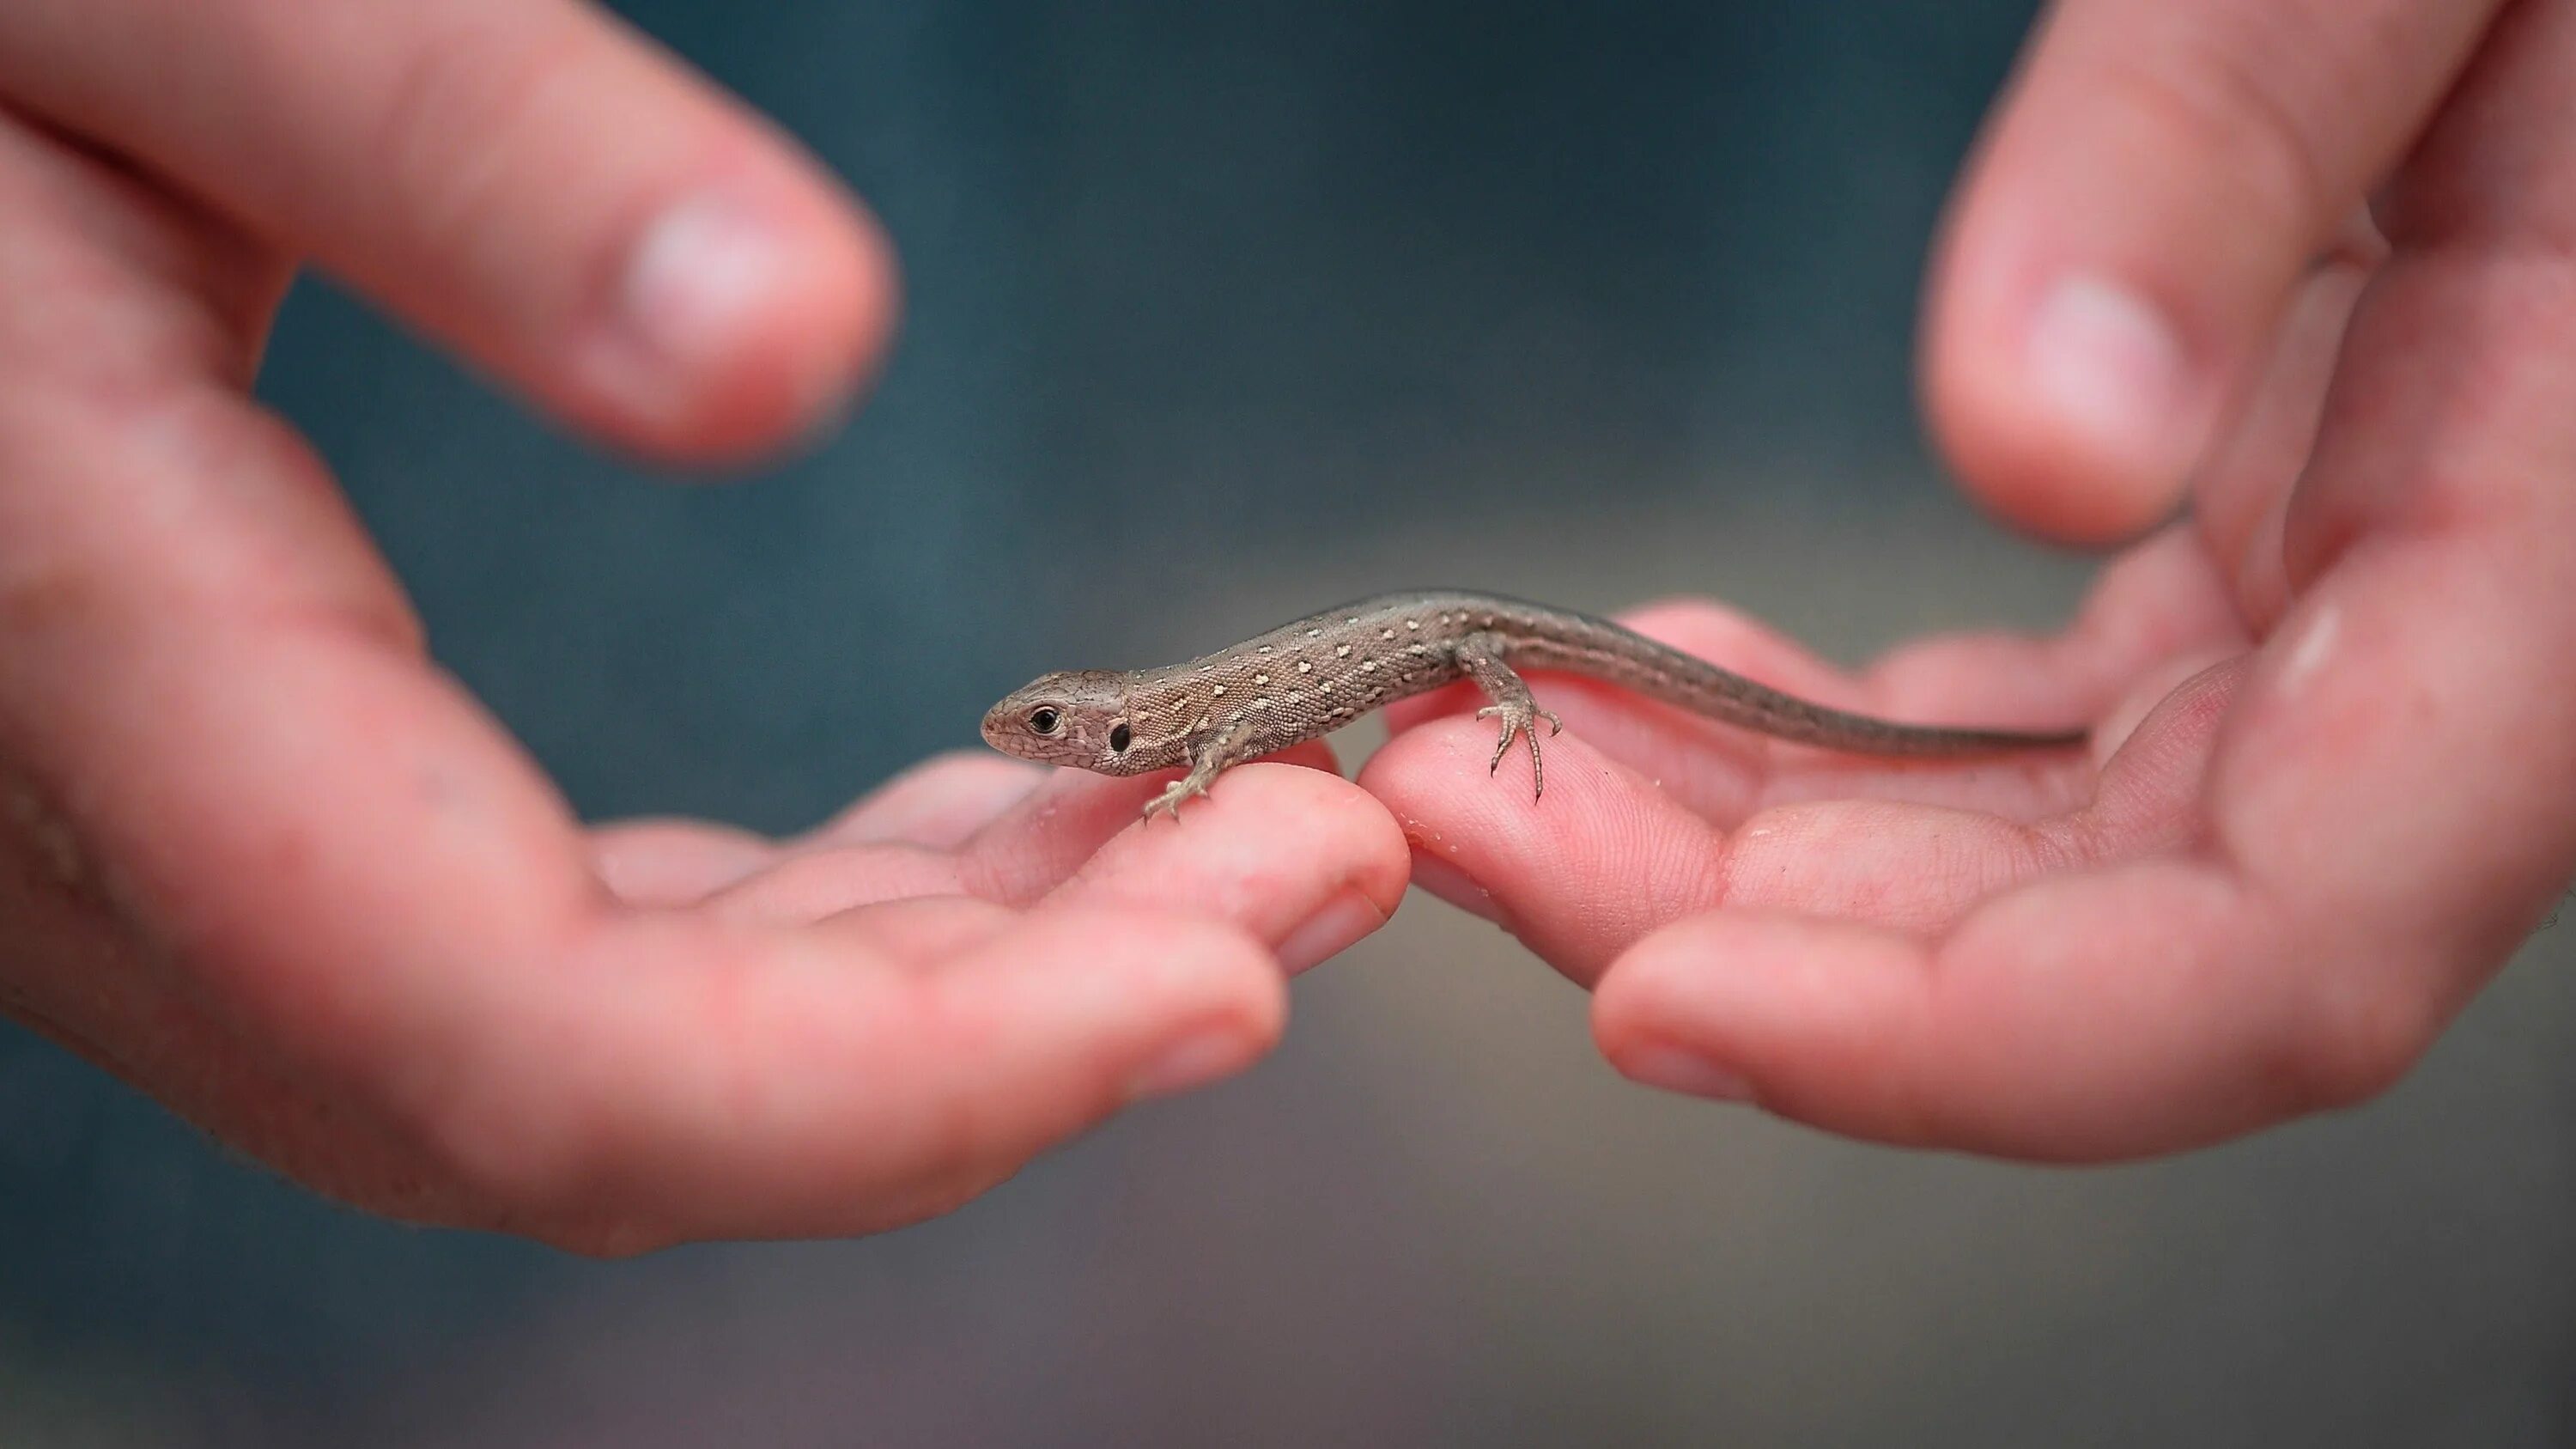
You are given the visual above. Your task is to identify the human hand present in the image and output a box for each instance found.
[0,0,1404,1249]
[1362,0,2576,1157]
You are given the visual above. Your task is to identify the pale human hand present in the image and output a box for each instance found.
[0,0,1404,1250]
[1364,0,2576,1157]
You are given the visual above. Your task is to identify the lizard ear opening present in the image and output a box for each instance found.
[1109,722,1133,752]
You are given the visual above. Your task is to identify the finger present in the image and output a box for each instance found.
[690,752,1402,976]
[1036,763,1409,974]
[1925,0,2499,539]
[2179,240,2377,632]
[799,752,1046,850]
[675,755,1048,922]
[696,842,966,924]
[590,819,776,905]
[954,741,1345,902]
[812,895,1018,969]
[453,905,1286,1249]
[0,0,894,460]
[1361,716,1731,983]
[1593,861,2336,1158]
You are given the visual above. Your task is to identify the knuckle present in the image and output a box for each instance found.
[2096,30,2341,245]
[374,13,603,259]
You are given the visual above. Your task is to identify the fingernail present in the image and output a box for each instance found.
[1275,888,1388,974]
[606,191,789,399]
[2025,276,2194,472]
[1619,1044,1756,1103]
[1408,852,1504,927]
[1126,1026,1259,1103]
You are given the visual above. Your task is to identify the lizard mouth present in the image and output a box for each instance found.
[977,706,1026,756]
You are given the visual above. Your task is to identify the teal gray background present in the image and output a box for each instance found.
[9,3,2574,1444]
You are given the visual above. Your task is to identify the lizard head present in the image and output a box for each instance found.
[981,670,1153,776]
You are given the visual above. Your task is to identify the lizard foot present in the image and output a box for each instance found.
[1142,774,1215,822]
[1476,703,1564,801]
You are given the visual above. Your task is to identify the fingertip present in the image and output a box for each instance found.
[1361,715,1727,984]
[1923,246,2206,544]
[997,906,1290,1088]
[1406,849,1509,927]
[1593,910,1936,1131]
[1922,0,2494,546]
[1273,886,1393,976]
[1602,1042,1759,1105]
[1048,762,1409,971]
[576,160,899,462]
[0,0,912,469]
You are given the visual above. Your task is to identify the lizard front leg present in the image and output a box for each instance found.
[1141,715,1267,821]
[1453,631,1563,800]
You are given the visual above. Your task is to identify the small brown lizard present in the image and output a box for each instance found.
[982,590,2087,819]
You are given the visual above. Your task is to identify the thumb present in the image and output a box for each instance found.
[0,0,895,462]
[1921,0,2495,541]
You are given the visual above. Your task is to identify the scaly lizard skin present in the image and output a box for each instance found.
[982,590,2087,819]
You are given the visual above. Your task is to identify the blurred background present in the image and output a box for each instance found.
[8,2,2574,1444]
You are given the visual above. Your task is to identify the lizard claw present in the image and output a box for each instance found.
[1475,703,1552,801]
[1141,776,1212,822]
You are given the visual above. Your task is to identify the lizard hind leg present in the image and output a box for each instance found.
[1454,632,1563,801]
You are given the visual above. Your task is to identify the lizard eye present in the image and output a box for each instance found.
[1029,707,1061,735]
[1109,723,1133,752]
